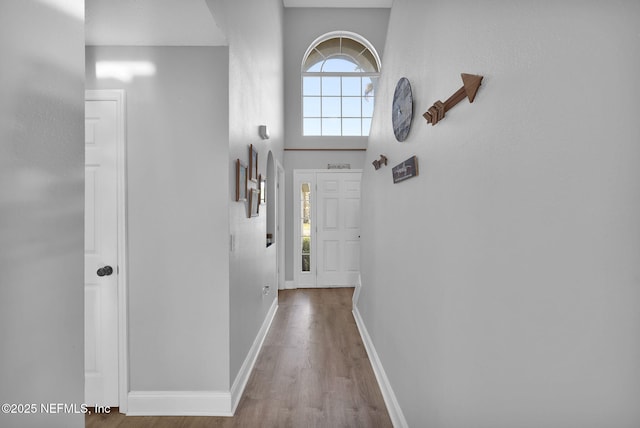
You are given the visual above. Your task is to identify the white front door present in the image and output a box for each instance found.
[316,172,362,287]
[85,97,119,406]
[293,170,362,288]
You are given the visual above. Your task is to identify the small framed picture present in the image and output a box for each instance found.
[392,156,419,184]
[248,188,259,217]
[249,144,258,182]
[236,159,248,201]
[259,175,266,205]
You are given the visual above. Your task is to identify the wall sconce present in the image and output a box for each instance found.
[372,154,388,170]
[258,125,270,140]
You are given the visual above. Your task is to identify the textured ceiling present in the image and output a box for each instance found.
[85,0,227,46]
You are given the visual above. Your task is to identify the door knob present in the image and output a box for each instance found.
[97,266,114,277]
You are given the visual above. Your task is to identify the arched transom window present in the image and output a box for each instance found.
[302,32,381,137]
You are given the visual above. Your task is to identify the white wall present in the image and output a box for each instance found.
[0,1,85,427]
[206,0,286,384]
[359,0,640,427]
[282,8,390,282]
[86,46,231,391]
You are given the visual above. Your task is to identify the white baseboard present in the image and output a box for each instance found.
[352,305,408,428]
[127,297,278,417]
[352,273,362,308]
[230,297,278,413]
[127,390,233,416]
[285,281,361,290]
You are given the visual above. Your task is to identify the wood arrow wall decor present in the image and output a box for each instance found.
[423,73,483,126]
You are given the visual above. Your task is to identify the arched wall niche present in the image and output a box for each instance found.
[266,151,276,246]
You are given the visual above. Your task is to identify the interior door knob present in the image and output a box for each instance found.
[97,266,114,277]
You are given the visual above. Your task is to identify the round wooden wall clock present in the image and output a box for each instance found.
[392,77,413,142]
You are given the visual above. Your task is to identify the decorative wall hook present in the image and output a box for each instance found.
[258,125,270,140]
[372,154,388,170]
[423,73,483,126]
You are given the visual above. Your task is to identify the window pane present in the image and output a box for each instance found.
[301,182,311,272]
[303,76,321,96]
[303,97,321,117]
[342,119,362,136]
[321,77,341,96]
[322,97,341,118]
[362,118,372,136]
[301,182,311,223]
[302,237,311,253]
[362,97,374,118]
[322,118,341,136]
[303,49,324,72]
[342,77,361,96]
[303,118,321,136]
[322,57,357,73]
[342,97,361,117]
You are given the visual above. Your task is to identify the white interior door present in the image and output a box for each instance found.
[85,98,119,406]
[316,171,362,287]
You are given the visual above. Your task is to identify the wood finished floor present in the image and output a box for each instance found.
[86,288,392,428]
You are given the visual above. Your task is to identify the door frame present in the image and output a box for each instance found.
[85,89,129,412]
[293,169,362,288]
[277,161,286,290]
